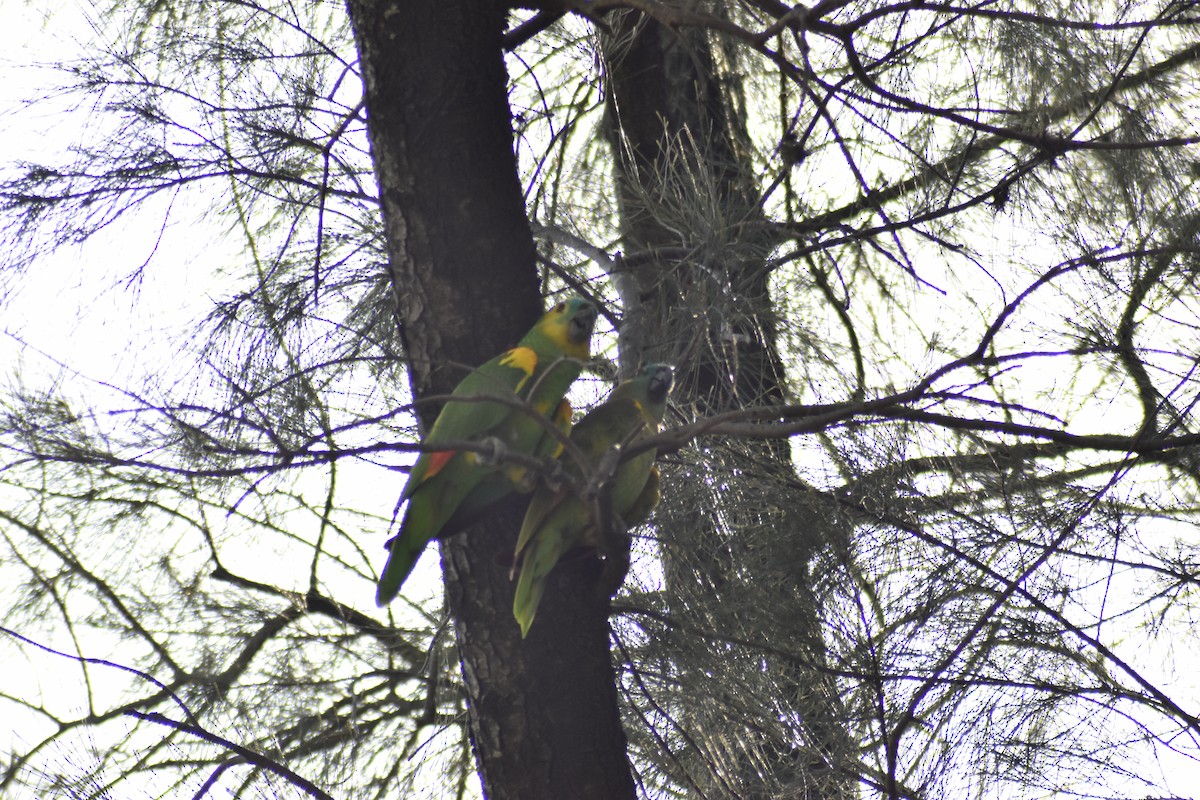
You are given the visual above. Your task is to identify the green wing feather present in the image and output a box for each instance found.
[399,347,535,499]
[623,465,661,528]
[437,398,574,541]
[376,350,535,605]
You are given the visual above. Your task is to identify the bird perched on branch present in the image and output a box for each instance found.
[511,363,673,637]
[376,297,597,605]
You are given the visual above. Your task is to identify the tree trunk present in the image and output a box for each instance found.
[601,11,856,799]
[345,2,636,797]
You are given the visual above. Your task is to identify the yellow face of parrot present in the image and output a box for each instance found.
[535,297,596,362]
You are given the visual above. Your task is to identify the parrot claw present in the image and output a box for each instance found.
[476,436,507,466]
[542,459,567,492]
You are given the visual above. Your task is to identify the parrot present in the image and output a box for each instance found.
[376,297,598,606]
[511,363,674,637]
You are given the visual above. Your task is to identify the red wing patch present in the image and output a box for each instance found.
[424,450,456,480]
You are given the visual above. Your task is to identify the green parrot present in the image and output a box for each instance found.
[511,363,674,637]
[376,297,597,606]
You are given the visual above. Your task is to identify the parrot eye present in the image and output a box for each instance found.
[553,302,566,313]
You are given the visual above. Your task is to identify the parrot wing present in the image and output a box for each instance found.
[399,345,541,503]
[511,398,642,569]
[622,465,661,528]
[511,499,589,637]
[509,398,647,636]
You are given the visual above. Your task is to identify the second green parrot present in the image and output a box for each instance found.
[511,363,674,637]
[377,297,597,606]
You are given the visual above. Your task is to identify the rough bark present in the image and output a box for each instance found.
[345,2,636,797]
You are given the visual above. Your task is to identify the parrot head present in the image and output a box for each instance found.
[564,297,598,346]
[528,297,597,360]
[644,363,674,405]
[612,363,673,425]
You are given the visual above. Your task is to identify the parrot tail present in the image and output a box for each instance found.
[376,533,424,606]
[511,559,545,638]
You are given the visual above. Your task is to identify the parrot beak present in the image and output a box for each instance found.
[647,364,674,403]
[568,301,598,345]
